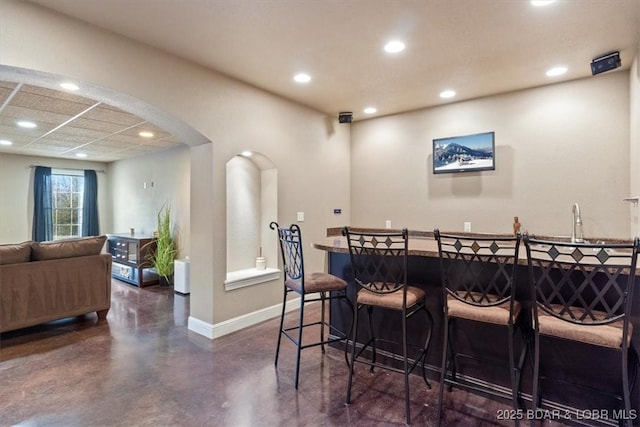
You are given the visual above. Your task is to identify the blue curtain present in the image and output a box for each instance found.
[82,169,99,236]
[33,166,53,242]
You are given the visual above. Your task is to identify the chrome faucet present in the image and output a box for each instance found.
[571,203,584,243]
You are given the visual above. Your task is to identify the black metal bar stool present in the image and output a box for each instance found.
[524,235,640,427]
[270,222,353,389]
[343,227,434,425]
[434,230,526,426]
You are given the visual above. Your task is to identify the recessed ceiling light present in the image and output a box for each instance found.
[0,139,12,146]
[363,107,377,114]
[384,41,405,53]
[546,66,567,77]
[293,73,311,83]
[59,82,79,91]
[17,120,37,128]
[138,131,154,138]
[75,153,87,158]
[531,0,555,6]
[439,90,456,99]
[241,151,252,157]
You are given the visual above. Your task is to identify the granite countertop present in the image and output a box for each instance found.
[313,227,639,270]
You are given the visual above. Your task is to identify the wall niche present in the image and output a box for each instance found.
[225,152,279,290]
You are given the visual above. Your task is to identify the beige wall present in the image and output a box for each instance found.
[0,153,110,244]
[107,145,191,257]
[0,0,351,328]
[630,46,640,237]
[351,72,631,239]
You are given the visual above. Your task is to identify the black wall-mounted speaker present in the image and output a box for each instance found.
[338,112,353,123]
[591,51,621,76]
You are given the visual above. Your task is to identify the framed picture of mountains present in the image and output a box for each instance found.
[432,131,495,174]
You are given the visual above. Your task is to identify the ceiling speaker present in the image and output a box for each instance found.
[338,112,353,123]
[591,51,621,76]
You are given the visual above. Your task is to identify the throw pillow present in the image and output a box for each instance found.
[32,235,107,261]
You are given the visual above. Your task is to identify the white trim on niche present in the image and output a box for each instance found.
[224,267,280,291]
[187,296,303,339]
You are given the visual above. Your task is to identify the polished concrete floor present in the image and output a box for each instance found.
[0,280,570,426]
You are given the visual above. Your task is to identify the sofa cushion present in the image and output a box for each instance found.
[32,235,107,261]
[0,241,33,265]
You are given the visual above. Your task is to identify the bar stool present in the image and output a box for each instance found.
[434,230,526,425]
[343,227,434,425]
[270,222,352,389]
[524,235,640,427]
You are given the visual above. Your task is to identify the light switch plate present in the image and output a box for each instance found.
[464,222,472,232]
[297,212,304,222]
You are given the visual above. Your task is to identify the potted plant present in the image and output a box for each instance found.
[150,203,177,285]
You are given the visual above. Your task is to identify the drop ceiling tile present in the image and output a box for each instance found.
[122,124,172,140]
[92,139,136,149]
[27,143,71,152]
[10,90,96,116]
[145,139,183,148]
[0,82,18,106]
[1,106,71,127]
[82,144,118,152]
[81,105,146,126]
[0,141,27,149]
[0,127,33,143]
[38,133,95,144]
[37,138,86,148]
[0,81,18,91]
[53,126,112,140]
[21,84,96,105]
[0,80,186,162]
[108,133,148,145]
[66,117,133,133]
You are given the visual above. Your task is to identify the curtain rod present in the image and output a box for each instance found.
[29,164,106,174]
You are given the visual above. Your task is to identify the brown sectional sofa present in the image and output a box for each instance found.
[0,236,112,333]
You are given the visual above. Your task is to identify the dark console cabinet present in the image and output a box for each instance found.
[107,234,158,287]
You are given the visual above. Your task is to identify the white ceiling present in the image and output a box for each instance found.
[2,0,639,162]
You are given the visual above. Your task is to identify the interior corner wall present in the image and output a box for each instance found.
[351,71,631,239]
[107,145,191,258]
[630,46,640,237]
[0,0,351,329]
[0,153,110,244]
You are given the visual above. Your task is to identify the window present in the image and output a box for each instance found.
[52,171,84,240]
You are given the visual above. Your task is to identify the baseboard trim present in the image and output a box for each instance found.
[188,297,303,340]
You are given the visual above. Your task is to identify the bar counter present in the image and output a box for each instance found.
[314,228,640,268]
[314,228,640,423]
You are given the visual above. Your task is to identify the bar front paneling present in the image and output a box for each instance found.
[315,230,640,421]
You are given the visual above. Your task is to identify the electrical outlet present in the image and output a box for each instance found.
[464,222,472,232]
[385,220,392,229]
[297,212,304,222]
